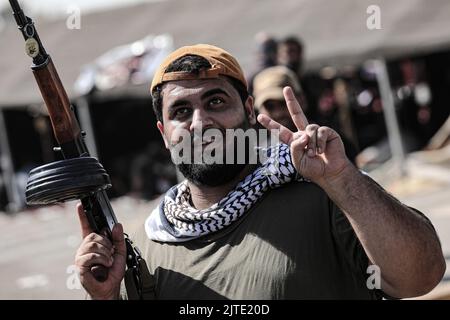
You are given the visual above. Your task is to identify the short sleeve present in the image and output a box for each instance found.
[331,199,370,276]
[330,198,385,299]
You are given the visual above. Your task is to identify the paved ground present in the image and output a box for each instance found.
[0,196,159,299]
[0,153,449,299]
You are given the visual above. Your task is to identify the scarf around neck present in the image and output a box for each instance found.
[145,143,305,242]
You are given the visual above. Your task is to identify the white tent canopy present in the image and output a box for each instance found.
[1,0,450,106]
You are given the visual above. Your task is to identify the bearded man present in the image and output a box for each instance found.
[75,44,445,300]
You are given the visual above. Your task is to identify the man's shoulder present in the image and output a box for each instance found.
[269,179,327,201]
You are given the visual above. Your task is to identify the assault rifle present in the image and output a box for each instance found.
[9,0,153,299]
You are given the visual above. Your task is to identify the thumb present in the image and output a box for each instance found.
[77,202,94,239]
[110,223,127,282]
[111,223,126,258]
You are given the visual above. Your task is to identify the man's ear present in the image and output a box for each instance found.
[244,95,257,125]
[157,121,169,149]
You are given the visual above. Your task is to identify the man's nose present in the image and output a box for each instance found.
[189,108,213,132]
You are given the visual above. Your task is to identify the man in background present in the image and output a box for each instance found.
[253,65,305,132]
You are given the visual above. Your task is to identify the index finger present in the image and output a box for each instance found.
[283,86,309,130]
[77,202,94,239]
[257,114,295,145]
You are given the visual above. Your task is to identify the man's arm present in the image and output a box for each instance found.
[319,164,446,298]
[258,86,446,299]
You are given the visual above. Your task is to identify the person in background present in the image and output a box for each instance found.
[277,35,319,121]
[247,32,278,95]
[277,36,304,81]
[253,65,305,132]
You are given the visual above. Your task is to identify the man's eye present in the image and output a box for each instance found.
[174,108,191,117]
[209,97,224,106]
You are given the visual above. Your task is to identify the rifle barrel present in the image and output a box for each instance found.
[9,0,21,13]
[9,0,27,27]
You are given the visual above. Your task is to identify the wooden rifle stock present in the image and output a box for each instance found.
[10,0,153,298]
[32,58,81,145]
[10,0,110,282]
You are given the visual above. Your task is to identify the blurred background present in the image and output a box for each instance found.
[0,0,449,299]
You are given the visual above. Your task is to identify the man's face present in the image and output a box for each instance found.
[157,77,257,186]
[278,43,303,74]
[259,99,296,132]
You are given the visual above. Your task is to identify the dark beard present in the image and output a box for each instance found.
[173,118,254,187]
[177,162,247,187]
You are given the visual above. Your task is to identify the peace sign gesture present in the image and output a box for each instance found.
[257,86,351,184]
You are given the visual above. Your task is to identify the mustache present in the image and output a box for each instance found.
[169,127,238,148]
[168,117,252,149]
[192,128,226,145]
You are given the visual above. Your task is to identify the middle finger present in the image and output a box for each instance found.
[305,124,319,157]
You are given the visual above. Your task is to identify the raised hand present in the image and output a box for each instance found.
[257,86,351,184]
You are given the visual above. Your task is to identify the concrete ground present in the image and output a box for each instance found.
[0,196,158,299]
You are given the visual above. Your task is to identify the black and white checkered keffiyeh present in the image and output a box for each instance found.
[145,143,304,242]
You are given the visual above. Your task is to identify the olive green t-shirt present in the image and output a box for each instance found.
[129,181,382,299]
